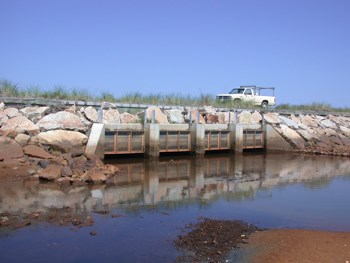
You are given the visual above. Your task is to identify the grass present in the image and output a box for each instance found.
[0,80,20,97]
[275,103,350,112]
[1,79,349,112]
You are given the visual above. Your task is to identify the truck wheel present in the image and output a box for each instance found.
[233,98,241,103]
[261,101,268,108]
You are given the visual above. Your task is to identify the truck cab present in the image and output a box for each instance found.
[216,86,276,107]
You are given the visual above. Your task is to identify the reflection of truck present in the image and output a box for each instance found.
[216,86,276,107]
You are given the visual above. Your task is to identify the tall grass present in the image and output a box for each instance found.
[0,80,20,97]
[1,79,349,112]
[20,85,42,98]
[276,103,350,113]
[276,103,333,111]
[100,91,116,102]
[70,88,93,101]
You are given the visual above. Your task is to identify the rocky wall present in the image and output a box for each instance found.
[1,101,350,186]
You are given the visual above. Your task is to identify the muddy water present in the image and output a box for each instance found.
[1,153,350,262]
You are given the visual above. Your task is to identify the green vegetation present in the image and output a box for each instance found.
[276,103,350,113]
[1,79,349,112]
[0,80,20,97]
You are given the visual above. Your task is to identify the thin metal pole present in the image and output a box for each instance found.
[261,112,265,127]
[97,104,103,123]
[144,109,147,125]
[151,110,155,124]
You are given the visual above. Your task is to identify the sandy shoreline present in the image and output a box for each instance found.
[242,228,350,263]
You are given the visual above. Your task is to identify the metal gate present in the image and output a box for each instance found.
[159,131,191,152]
[205,130,230,150]
[242,129,264,149]
[105,130,145,154]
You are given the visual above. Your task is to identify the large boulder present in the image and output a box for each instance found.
[280,124,305,149]
[20,106,50,122]
[252,111,262,123]
[4,108,20,118]
[103,109,121,125]
[279,116,299,129]
[84,167,107,183]
[340,134,350,146]
[0,137,24,160]
[238,111,258,124]
[0,111,8,126]
[15,133,31,147]
[120,112,139,124]
[144,106,168,124]
[39,164,62,181]
[320,119,337,129]
[329,115,347,126]
[217,112,236,124]
[37,111,86,131]
[290,114,301,124]
[297,129,318,141]
[23,145,54,159]
[36,130,88,153]
[83,106,98,122]
[340,126,350,137]
[299,114,319,128]
[206,114,219,124]
[263,112,281,124]
[185,109,205,124]
[202,106,216,114]
[164,109,184,124]
[0,115,39,137]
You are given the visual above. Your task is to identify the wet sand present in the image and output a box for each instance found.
[172,217,350,263]
[246,229,350,263]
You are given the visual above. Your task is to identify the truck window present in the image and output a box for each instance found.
[244,89,252,95]
[229,89,245,94]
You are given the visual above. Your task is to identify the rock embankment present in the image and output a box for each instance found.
[262,112,350,156]
[0,102,119,184]
[1,101,350,184]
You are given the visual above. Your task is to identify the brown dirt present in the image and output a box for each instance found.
[174,218,350,263]
[173,217,260,262]
[0,162,36,180]
[246,229,350,263]
[0,206,95,230]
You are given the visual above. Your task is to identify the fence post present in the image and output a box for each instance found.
[151,110,155,124]
[97,103,103,123]
[144,109,147,125]
[261,112,265,127]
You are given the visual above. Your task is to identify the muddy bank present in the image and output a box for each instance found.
[245,228,350,263]
[173,218,350,263]
[173,217,260,262]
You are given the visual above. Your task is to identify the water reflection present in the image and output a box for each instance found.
[1,153,350,215]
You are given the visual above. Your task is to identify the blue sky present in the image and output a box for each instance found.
[1,0,350,107]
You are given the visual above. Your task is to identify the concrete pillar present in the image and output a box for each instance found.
[144,123,160,158]
[85,123,105,160]
[143,160,159,205]
[233,154,244,177]
[189,157,204,189]
[229,124,244,153]
[190,124,205,155]
[264,124,294,152]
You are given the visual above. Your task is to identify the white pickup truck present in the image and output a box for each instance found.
[216,86,276,107]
